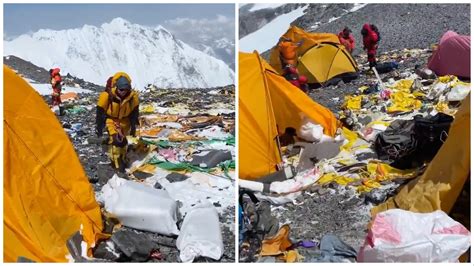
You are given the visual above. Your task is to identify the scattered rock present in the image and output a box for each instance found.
[93,240,123,261]
[111,229,158,262]
[165,172,189,183]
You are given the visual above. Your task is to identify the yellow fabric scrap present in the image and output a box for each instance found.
[138,127,162,138]
[283,250,304,263]
[353,144,370,150]
[261,224,292,256]
[318,173,357,186]
[367,120,391,128]
[344,95,363,110]
[357,178,381,193]
[136,164,157,174]
[367,162,416,181]
[387,91,422,113]
[336,158,359,166]
[412,91,426,98]
[358,86,369,93]
[168,130,196,142]
[141,104,155,113]
[341,127,358,151]
[435,102,449,113]
[435,102,457,116]
[452,81,470,88]
[391,79,414,92]
[438,75,457,83]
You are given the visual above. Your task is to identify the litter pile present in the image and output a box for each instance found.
[52,86,235,262]
[239,46,470,262]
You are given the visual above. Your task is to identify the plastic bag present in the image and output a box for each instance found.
[298,117,324,142]
[447,82,470,102]
[100,175,180,236]
[176,202,224,262]
[358,209,470,262]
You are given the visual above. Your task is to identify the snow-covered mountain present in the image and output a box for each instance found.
[197,37,235,69]
[4,17,235,89]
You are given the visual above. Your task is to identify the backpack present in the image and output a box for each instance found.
[413,113,453,161]
[375,114,454,169]
[239,190,279,237]
[374,119,417,163]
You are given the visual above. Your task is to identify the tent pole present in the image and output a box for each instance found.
[275,125,284,170]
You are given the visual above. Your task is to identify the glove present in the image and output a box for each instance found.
[111,134,127,147]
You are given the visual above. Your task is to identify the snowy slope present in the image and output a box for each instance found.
[197,38,234,68]
[239,6,307,53]
[248,4,286,12]
[29,83,93,95]
[4,18,235,89]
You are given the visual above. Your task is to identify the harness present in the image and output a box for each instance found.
[105,90,134,139]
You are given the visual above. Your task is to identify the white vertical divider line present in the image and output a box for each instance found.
[233,1,239,263]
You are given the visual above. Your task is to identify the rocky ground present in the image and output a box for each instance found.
[297,4,470,56]
[253,3,470,59]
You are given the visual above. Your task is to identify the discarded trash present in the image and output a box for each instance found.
[191,150,232,168]
[314,234,357,262]
[60,91,79,102]
[260,224,292,256]
[176,202,224,262]
[65,105,87,115]
[100,175,180,236]
[358,209,471,262]
[447,82,470,101]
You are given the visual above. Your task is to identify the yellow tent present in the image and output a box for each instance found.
[372,94,470,215]
[269,26,358,84]
[4,65,103,262]
[239,52,338,180]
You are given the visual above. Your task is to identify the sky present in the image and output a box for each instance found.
[3,4,235,39]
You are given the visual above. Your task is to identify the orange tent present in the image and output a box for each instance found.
[239,52,338,180]
[4,65,103,262]
[269,26,358,84]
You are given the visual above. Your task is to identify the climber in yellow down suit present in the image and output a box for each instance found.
[96,72,139,172]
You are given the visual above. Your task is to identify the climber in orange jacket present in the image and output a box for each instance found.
[278,37,304,68]
[96,72,140,172]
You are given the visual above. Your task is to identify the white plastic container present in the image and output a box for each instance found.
[176,202,224,262]
[101,175,180,236]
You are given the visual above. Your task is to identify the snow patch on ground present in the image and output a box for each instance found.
[249,3,286,12]
[239,6,307,53]
[349,3,368,13]
[328,16,341,23]
[28,82,93,95]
